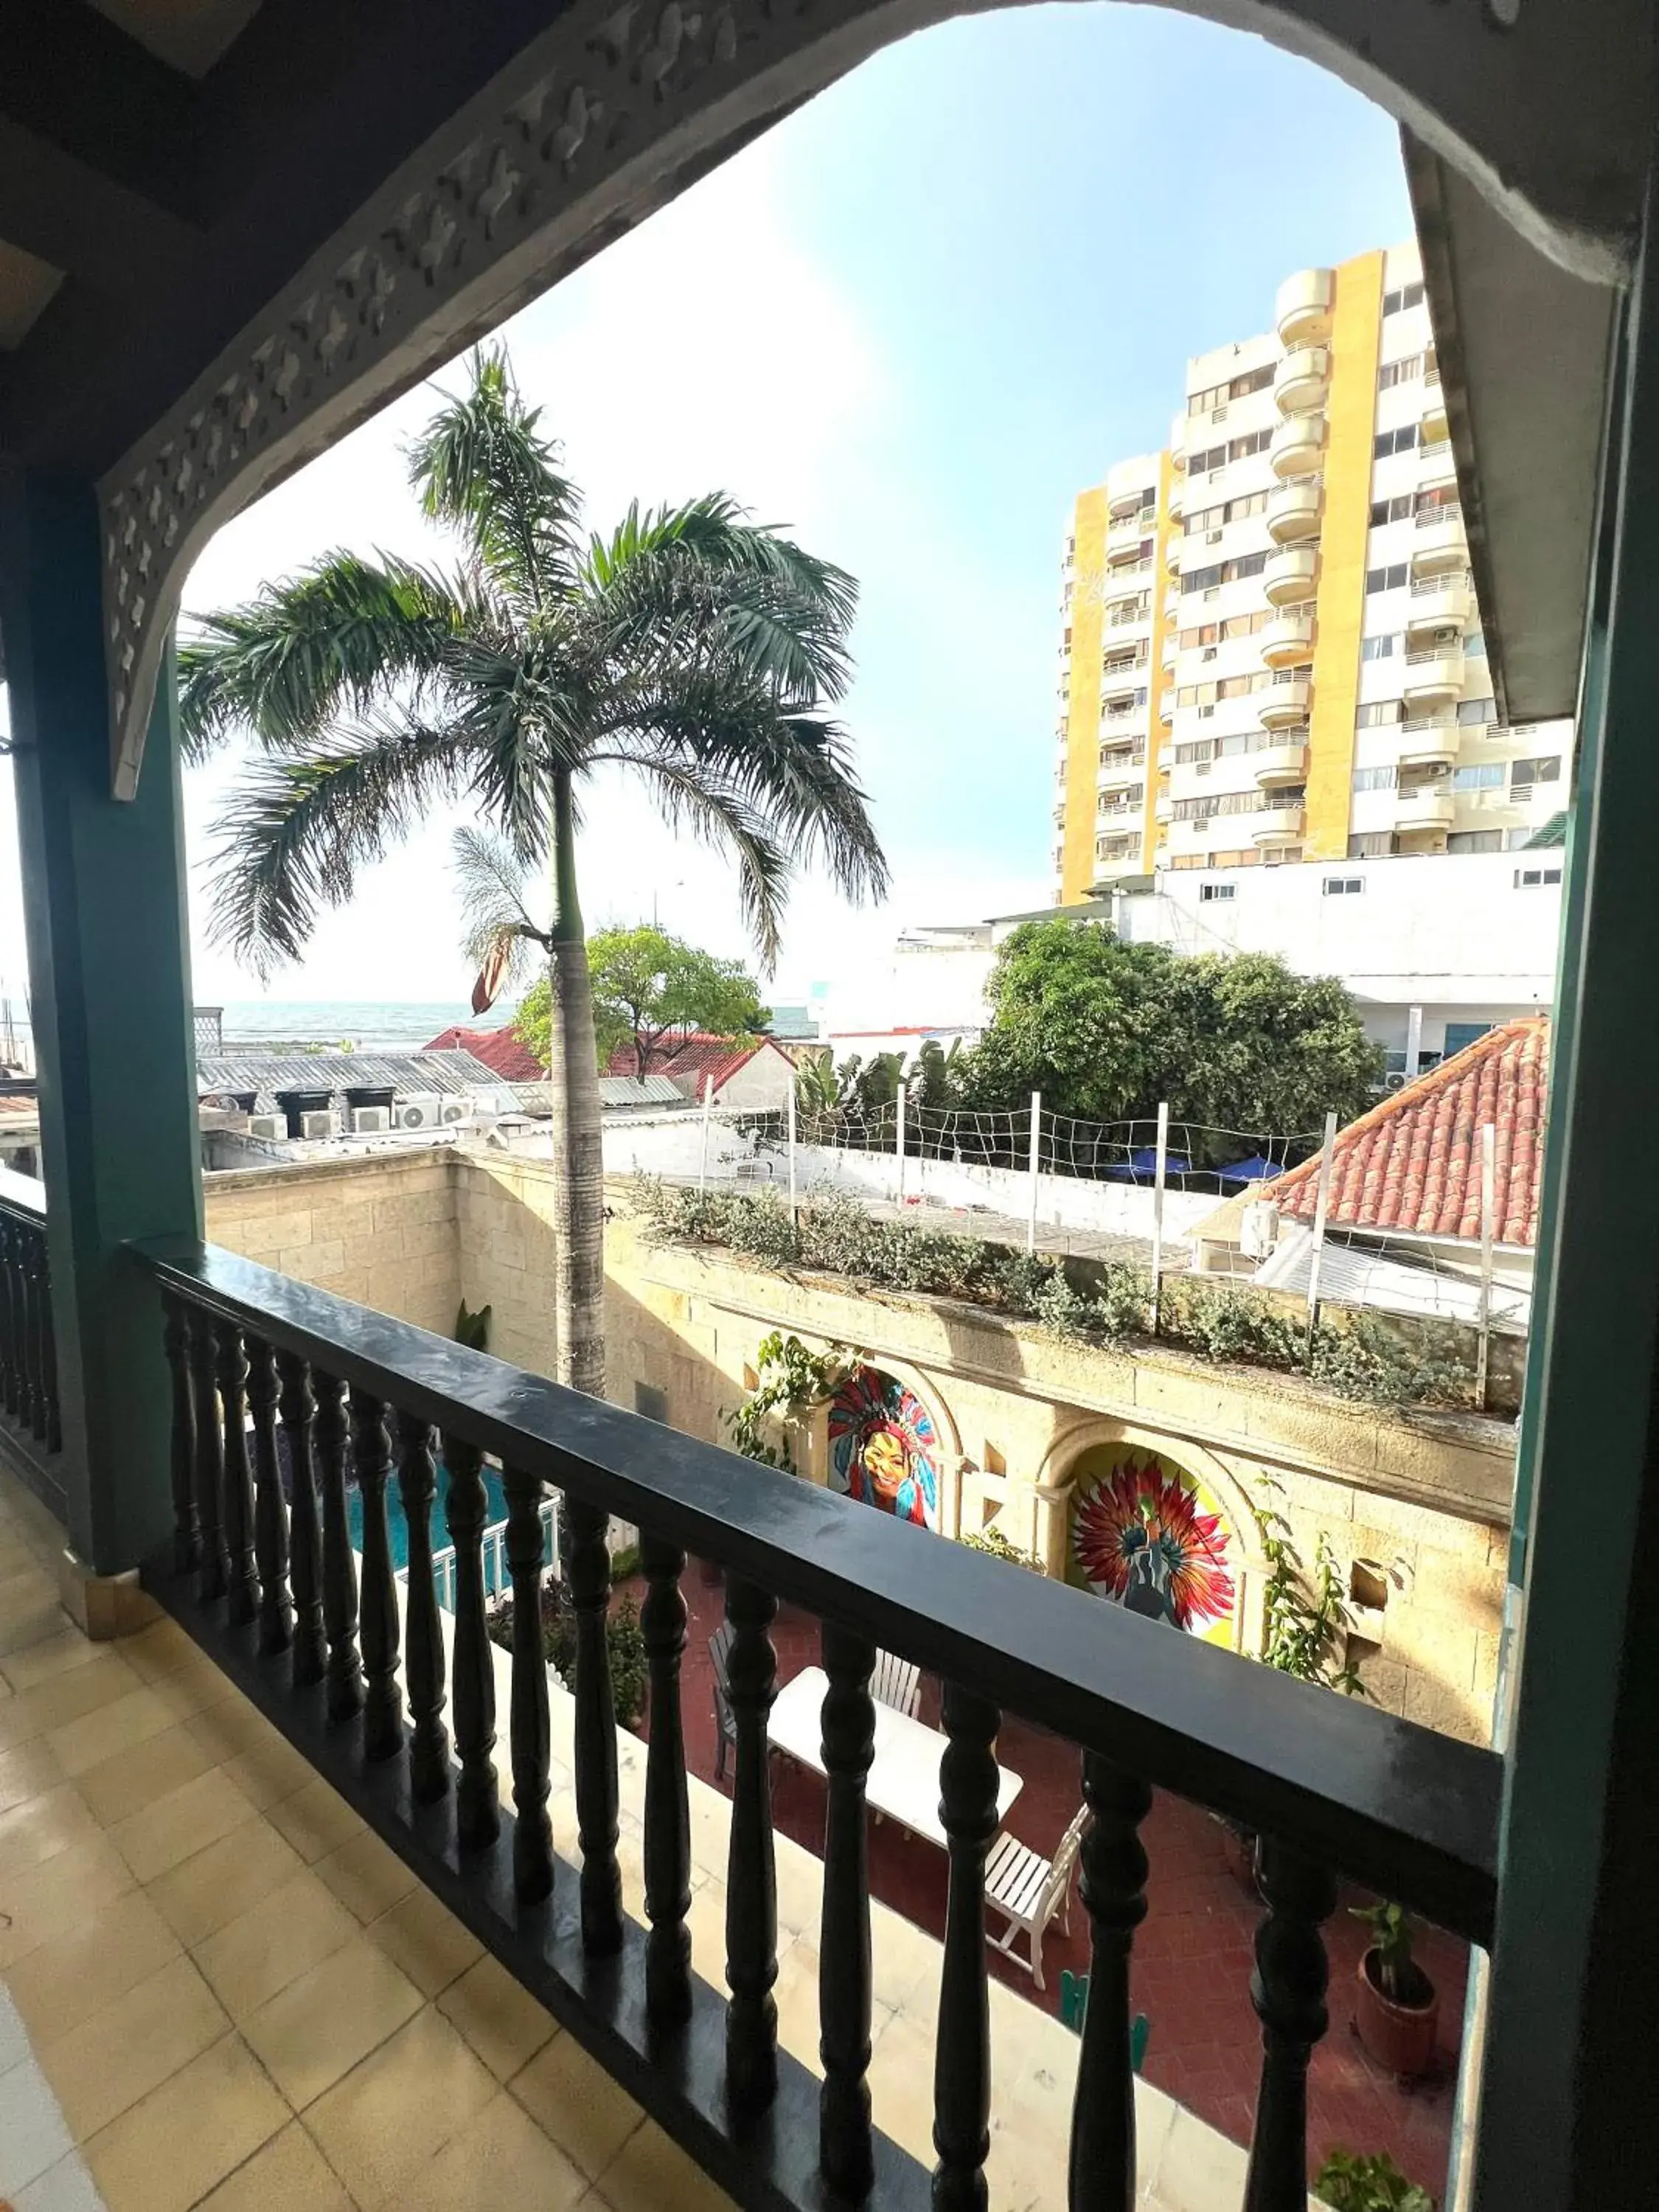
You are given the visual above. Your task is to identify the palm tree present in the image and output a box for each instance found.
[181,347,887,1395]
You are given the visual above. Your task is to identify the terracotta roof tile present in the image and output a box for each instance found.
[1269,1017,1549,1248]
[423,1025,544,1082]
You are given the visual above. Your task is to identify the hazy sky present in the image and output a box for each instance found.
[0,4,1410,1016]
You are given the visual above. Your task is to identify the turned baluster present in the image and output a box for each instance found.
[339,1385,399,1742]
[276,1353,325,1686]
[246,1336,292,1655]
[396,1410,449,1800]
[1242,1838,1337,2212]
[641,1529,692,2028]
[189,1306,226,1604]
[933,1683,1000,2212]
[310,1373,364,1723]
[21,1225,44,1437]
[441,1432,499,1848]
[724,1574,779,2117]
[0,1217,17,1418]
[502,1467,553,1902]
[1067,1755,1152,2212]
[819,1626,877,2198]
[35,1238,59,1453]
[215,1319,258,1627]
[161,1295,198,1574]
[567,1495,622,1955]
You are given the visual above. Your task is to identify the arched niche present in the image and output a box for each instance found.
[824,1357,963,1536]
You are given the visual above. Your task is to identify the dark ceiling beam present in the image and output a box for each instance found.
[0,122,198,291]
[0,0,204,221]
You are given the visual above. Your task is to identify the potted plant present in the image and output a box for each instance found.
[1351,1901,1439,2079]
[1315,2148,1433,2211]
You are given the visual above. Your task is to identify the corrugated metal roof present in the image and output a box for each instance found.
[599,1074,693,1108]
[196,1048,499,1113]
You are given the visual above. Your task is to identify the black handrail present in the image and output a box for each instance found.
[139,1237,1499,1945]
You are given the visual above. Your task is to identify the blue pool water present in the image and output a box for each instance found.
[345,1463,512,1568]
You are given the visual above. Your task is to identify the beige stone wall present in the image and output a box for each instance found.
[204,1149,462,1340]
[201,1148,1512,1744]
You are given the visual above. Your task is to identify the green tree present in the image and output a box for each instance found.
[959,919,1382,1150]
[512,923,768,1075]
[179,347,886,1395]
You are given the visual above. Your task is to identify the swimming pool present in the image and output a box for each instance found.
[344,1461,512,1570]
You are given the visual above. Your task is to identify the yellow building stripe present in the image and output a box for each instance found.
[1305,248,1385,860]
[1060,487,1107,903]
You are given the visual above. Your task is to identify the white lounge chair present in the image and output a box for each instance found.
[985,1806,1088,1990]
[870,1647,922,1718]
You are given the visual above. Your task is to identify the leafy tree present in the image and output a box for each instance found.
[958,920,1382,1153]
[179,347,885,1394]
[512,923,768,1075]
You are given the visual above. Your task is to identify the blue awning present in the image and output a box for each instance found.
[1217,1155,1284,1184]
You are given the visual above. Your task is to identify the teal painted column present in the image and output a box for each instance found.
[1472,152,1659,2210]
[0,470,203,1573]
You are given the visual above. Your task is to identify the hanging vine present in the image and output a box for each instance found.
[725,1329,861,1472]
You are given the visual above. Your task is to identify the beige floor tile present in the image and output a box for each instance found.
[4,1885,183,2046]
[74,1719,215,1828]
[686,1875,730,1989]
[39,1950,229,2140]
[0,1832,137,1969]
[0,1624,99,1691]
[0,1650,144,1752]
[193,2120,356,2212]
[149,1657,245,1723]
[867,2011,936,2162]
[314,1827,418,1923]
[84,2031,289,2212]
[184,1694,283,1764]
[0,1734,64,1815]
[110,1765,257,1883]
[218,1731,315,1812]
[46,1686,179,1778]
[147,1814,305,1947]
[386,2087,588,2212]
[242,1934,423,2109]
[367,1884,483,1997]
[773,1834,827,1942]
[192,1866,360,2020]
[0,1588,72,1663]
[0,1780,100,1880]
[437,1953,559,2082]
[114,1618,204,1682]
[265,1773,365,1863]
[771,1937,824,2076]
[509,2031,644,2180]
[598,2119,742,2212]
[305,2005,500,2208]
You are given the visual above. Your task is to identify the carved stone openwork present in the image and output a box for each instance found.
[97,0,1647,792]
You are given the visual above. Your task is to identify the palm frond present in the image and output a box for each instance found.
[588,748,793,966]
[408,347,583,614]
[206,712,471,974]
[176,551,492,762]
[451,825,549,977]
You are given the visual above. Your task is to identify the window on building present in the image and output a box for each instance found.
[1368,493,1415,528]
[1457,697,1498,725]
[1228,552,1268,582]
[1382,280,1426,315]
[1373,425,1420,459]
[1453,764,1505,790]
[1198,881,1237,902]
[1229,429,1273,461]
[1449,830,1504,852]
[1415,485,1461,515]
[1365,562,1410,594]
[1323,876,1364,897]
[1464,630,1487,658]
[1186,444,1226,476]
[1444,1021,1495,1055]
[1216,672,1265,700]
[1514,866,1564,888]
[1352,765,1399,792]
[1356,702,1403,728]
[1510,756,1563,786]
[1347,832,1394,859]
[1377,355,1423,390]
[1360,633,1399,661]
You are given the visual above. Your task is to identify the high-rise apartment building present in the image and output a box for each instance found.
[1051,243,1571,904]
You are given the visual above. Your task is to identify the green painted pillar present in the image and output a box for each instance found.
[1472,156,1659,2209]
[0,470,203,1573]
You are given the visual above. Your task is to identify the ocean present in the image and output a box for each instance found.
[214,1001,514,1054]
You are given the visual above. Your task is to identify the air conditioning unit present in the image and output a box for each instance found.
[349,1107,390,1134]
[439,1099,470,1124]
[298,1111,340,1140]
[1240,1201,1279,1261]
[396,1094,444,1130]
[248,1115,285,1141]
[1206,529,1224,546]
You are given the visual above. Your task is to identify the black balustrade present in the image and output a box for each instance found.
[0,1175,65,1506]
[131,1242,1502,2212]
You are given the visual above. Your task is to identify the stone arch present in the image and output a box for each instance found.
[1034,1416,1268,1655]
[101,0,1643,787]
[821,1353,964,1537]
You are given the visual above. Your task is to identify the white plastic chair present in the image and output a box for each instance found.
[985,1806,1088,1990]
[870,1647,921,1718]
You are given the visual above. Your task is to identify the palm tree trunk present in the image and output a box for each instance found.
[546,769,606,1396]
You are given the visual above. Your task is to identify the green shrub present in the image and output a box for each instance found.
[1314,2149,1433,2211]
[1308,1310,1474,1409]
[487,1580,649,1728]
[961,1526,1045,1571]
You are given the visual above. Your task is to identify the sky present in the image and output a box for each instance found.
[0,3,1411,1020]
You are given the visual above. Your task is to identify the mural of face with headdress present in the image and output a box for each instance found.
[827,1366,940,1530]
[1069,1449,1236,1642]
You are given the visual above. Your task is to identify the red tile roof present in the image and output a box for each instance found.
[604,1031,772,1091]
[1268,1016,1549,1247]
[423,1025,543,1082]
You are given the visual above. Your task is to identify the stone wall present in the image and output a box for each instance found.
[204,1147,1513,1745]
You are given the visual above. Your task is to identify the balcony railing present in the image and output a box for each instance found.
[0,1168,66,1519]
[122,1242,1498,2212]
